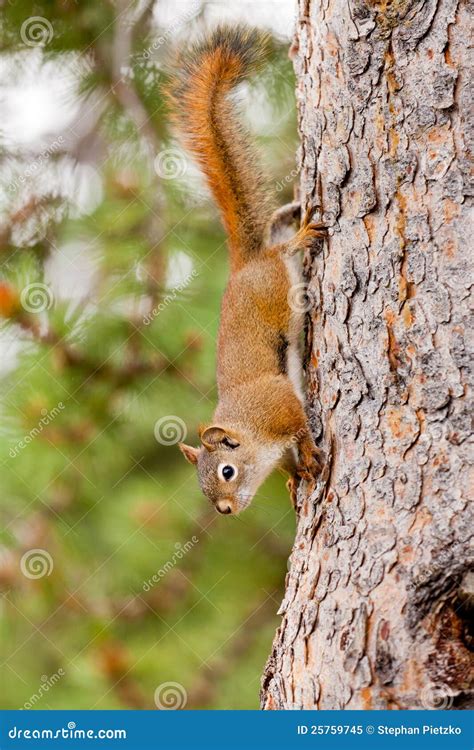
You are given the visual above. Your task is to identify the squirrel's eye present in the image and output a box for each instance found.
[218,463,238,482]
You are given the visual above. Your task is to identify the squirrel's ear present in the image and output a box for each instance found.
[199,425,240,451]
[179,443,200,465]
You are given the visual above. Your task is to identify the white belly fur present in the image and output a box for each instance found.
[283,254,305,403]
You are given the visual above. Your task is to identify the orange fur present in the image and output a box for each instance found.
[167,26,273,271]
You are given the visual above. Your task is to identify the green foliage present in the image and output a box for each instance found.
[0,3,298,710]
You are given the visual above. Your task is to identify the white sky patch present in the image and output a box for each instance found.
[65,162,104,218]
[3,85,69,146]
[153,0,202,32]
[0,49,103,240]
[0,51,81,150]
[45,240,100,308]
[166,250,195,290]
[153,0,295,40]
[206,0,296,39]
[0,328,33,376]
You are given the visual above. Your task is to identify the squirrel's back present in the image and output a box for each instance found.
[167,26,273,270]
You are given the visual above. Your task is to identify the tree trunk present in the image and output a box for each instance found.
[261,0,473,710]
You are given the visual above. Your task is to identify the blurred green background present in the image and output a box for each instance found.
[0,0,298,709]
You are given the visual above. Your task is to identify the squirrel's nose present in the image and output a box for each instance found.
[216,501,232,514]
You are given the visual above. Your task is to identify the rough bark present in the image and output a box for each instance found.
[261,0,473,710]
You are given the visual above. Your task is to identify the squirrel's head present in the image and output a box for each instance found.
[179,425,263,514]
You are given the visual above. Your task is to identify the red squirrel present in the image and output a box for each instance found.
[168,26,325,514]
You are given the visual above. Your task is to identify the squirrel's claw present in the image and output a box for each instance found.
[295,465,314,483]
[286,475,300,509]
[304,221,328,239]
[298,219,328,245]
[285,216,328,256]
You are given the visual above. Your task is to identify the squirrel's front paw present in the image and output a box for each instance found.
[296,447,324,482]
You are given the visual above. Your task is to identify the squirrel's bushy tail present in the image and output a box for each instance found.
[167,26,273,269]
